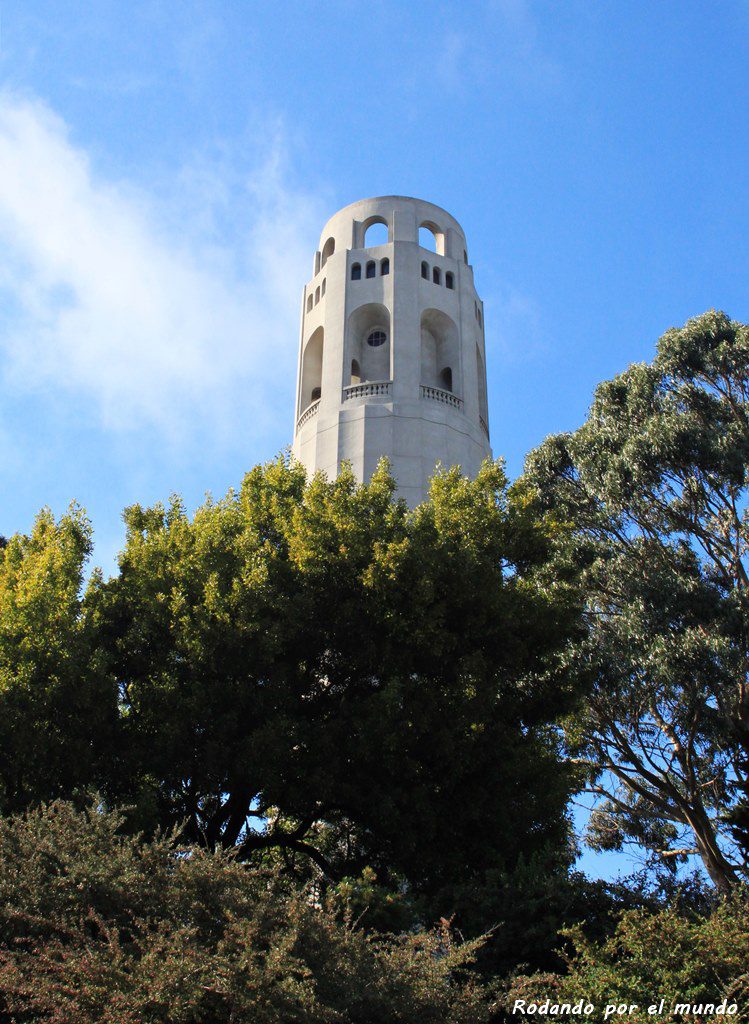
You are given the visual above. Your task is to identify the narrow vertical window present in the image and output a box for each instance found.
[366,260,376,279]
[307,295,313,312]
[440,367,453,392]
[321,237,335,268]
[351,263,361,280]
[445,272,454,290]
[380,257,390,276]
[432,267,441,285]
[321,278,326,296]
[315,287,320,305]
[421,261,429,279]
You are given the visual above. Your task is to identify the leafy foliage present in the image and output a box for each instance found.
[505,894,749,1023]
[0,508,116,814]
[87,457,579,907]
[0,800,496,1024]
[523,310,749,891]
[0,458,581,976]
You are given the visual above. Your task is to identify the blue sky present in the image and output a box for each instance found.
[1,1,747,880]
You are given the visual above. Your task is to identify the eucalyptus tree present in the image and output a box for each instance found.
[523,311,749,891]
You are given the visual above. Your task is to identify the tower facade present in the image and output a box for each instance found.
[292,196,491,506]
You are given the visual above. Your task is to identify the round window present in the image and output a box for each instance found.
[366,329,387,347]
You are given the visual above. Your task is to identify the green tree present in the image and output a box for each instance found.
[0,507,116,813]
[522,310,749,892]
[88,456,579,921]
[0,800,495,1024]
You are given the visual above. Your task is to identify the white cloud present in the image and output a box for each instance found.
[0,91,325,443]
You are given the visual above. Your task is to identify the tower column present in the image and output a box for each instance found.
[292,196,492,506]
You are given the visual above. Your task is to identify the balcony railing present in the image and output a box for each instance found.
[296,399,320,431]
[343,381,392,400]
[420,385,463,410]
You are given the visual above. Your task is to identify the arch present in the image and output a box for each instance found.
[363,217,388,248]
[432,266,441,285]
[351,262,362,280]
[314,286,320,305]
[476,343,488,424]
[420,308,461,397]
[300,326,324,413]
[350,358,361,385]
[321,278,326,296]
[321,236,335,267]
[314,251,321,275]
[366,260,376,279]
[380,257,390,276]
[421,261,429,280]
[445,271,454,290]
[346,302,391,386]
[306,294,313,313]
[419,221,446,256]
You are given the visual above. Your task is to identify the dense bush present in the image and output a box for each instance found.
[0,801,496,1024]
[505,896,749,1023]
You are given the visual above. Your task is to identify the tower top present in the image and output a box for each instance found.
[292,195,490,505]
[311,196,470,277]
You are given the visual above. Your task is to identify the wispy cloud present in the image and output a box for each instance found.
[427,0,562,97]
[0,91,324,444]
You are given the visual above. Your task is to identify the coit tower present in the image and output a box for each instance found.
[291,196,491,506]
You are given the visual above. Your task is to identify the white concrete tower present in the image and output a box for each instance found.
[292,196,491,506]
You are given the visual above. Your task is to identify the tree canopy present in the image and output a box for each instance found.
[0,457,582,968]
[523,310,749,891]
[0,507,115,814]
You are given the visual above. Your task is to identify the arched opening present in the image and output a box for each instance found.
[419,225,438,252]
[300,326,324,413]
[321,278,326,296]
[366,260,376,279]
[463,249,468,265]
[346,302,391,386]
[314,251,321,275]
[314,286,320,305]
[421,261,429,280]
[380,257,390,276]
[351,263,361,281]
[419,221,446,256]
[420,308,461,397]
[476,344,488,425]
[321,236,335,267]
[363,219,388,248]
[350,359,361,385]
[306,294,313,312]
[432,266,441,285]
[477,306,482,327]
[445,272,454,290]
